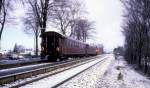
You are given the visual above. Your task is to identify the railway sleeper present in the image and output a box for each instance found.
[0,76,15,85]
[15,72,32,81]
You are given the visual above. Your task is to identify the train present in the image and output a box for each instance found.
[42,31,102,61]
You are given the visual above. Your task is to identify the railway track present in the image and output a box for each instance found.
[19,55,108,88]
[0,55,105,87]
[52,56,107,88]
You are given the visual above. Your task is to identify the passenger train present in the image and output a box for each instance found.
[42,31,102,61]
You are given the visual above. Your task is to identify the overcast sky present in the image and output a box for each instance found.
[85,0,124,51]
[1,0,124,52]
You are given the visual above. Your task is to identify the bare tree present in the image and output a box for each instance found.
[23,9,40,56]
[49,0,72,36]
[23,0,52,58]
[49,0,83,36]
[71,19,95,42]
[0,0,13,49]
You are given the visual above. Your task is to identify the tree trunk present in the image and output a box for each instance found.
[40,0,49,59]
[35,33,38,56]
[0,0,2,13]
[0,7,6,50]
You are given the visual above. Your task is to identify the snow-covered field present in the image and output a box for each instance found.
[0,57,45,65]
[59,55,150,88]
[58,54,114,88]
[96,56,150,88]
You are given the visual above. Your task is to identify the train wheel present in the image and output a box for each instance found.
[45,55,49,60]
[57,58,60,62]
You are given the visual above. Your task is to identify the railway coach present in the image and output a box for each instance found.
[42,31,101,61]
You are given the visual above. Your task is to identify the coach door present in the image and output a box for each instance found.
[47,35,55,57]
[47,35,59,57]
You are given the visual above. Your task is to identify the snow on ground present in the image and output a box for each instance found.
[58,54,114,88]
[2,54,149,88]
[95,56,150,88]
[20,55,109,88]
[0,57,45,65]
[58,55,150,88]
[0,63,51,77]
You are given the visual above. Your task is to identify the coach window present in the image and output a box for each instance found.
[71,42,72,47]
[73,41,74,47]
[76,42,77,47]
[71,41,73,47]
[76,42,78,47]
[68,42,71,47]
[80,43,81,48]
[68,40,70,47]
[79,43,80,47]
[68,40,69,47]
[75,42,77,47]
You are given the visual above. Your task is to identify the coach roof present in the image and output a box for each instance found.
[44,31,88,45]
[44,31,65,38]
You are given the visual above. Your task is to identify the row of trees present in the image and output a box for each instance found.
[113,46,124,56]
[122,0,150,74]
[13,44,25,53]
[0,0,95,57]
